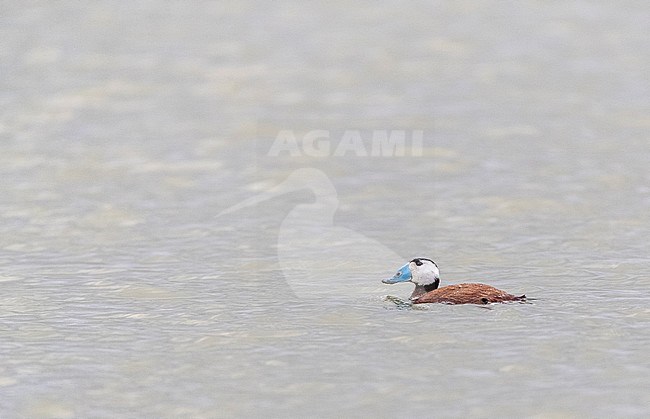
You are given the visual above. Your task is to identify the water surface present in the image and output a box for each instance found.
[1,1,649,417]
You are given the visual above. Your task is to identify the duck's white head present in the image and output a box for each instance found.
[382,258,440,287]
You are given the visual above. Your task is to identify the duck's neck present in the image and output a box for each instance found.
[410,279,440,300]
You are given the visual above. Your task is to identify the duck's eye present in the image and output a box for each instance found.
[395,271,401,276]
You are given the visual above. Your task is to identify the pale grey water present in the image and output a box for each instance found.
[1,1,649,417]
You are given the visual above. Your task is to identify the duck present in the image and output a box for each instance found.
[382,258,526,305]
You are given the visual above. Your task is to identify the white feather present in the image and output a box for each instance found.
[410,259,440,285]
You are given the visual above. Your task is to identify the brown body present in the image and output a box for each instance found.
[411,283,525,305]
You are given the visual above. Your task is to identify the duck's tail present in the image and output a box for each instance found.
[513,294,534,304]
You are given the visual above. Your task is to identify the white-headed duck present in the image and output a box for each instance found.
[383,258,526,305]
